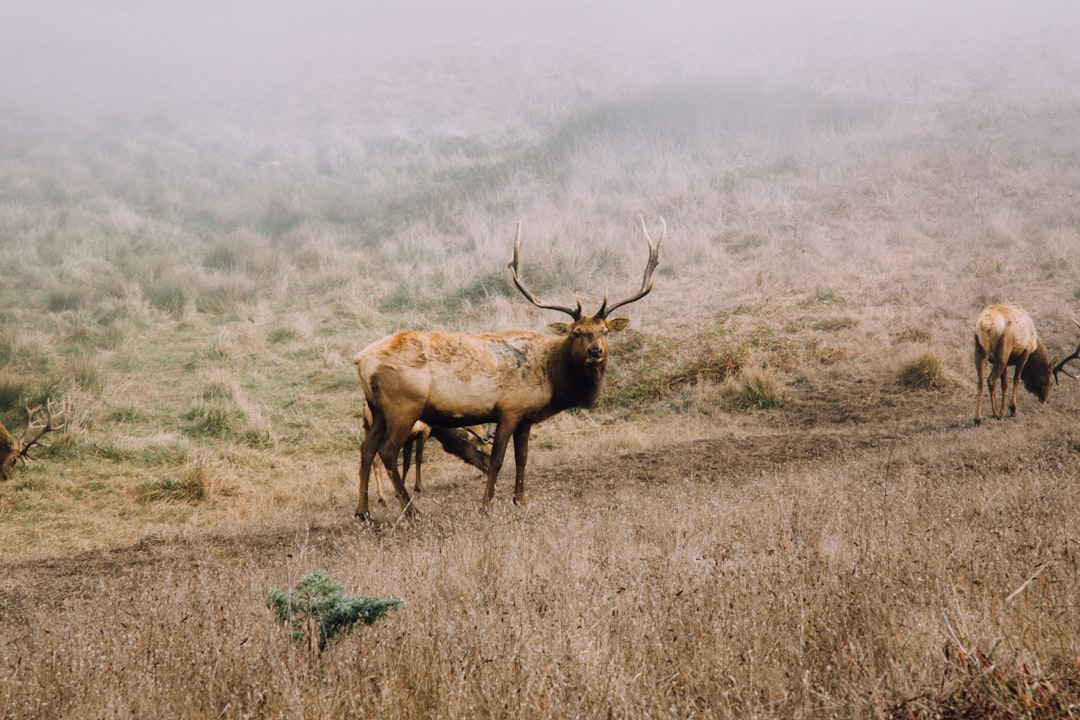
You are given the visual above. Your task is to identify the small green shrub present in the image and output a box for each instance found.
[268,571,403,651]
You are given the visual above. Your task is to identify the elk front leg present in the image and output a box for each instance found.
[512,423,532,507]
[412,432,427,492]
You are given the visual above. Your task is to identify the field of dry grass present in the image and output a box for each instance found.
[2,5,1080,717]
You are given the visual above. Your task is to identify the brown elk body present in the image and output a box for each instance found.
[352,218,663,519]
[974,304,1054,425]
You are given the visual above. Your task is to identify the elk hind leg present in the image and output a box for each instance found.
[378,425,418,516]
[986,356,1007,420]
[357,411,387,519]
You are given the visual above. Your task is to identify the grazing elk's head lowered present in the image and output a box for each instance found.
[973,304,1055,425]
[0,402,65,481]
[352,216,664,520]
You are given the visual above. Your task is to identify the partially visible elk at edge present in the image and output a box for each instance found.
[1053,318,1080,385]
[353,216,663,519]
[973,304,1059,425]
[0,401,65,481]
[361,402,493,506]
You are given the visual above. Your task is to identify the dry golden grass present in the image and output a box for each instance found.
[2,9,1080,717]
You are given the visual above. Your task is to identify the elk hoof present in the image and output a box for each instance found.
[512,494,529,507]
[973,417,982,426]
[355,511,372,522]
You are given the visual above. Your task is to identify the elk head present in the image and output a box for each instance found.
[1053,318,1080,384]
[0,401,65,481]
[508,216,664,389]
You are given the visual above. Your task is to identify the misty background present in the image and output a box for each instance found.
[3,1,1078,136]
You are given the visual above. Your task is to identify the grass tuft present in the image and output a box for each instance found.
[897,352,950,390]
[731,370,782,410]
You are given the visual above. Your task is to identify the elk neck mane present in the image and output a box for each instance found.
[547,332,606,411]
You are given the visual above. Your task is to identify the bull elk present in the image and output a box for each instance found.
[353,216,664,519]
[362,402,493,505]
[0,401,65,481]
[973,304,1055,425]
[1053,318,1080,384]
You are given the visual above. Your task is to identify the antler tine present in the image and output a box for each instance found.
[18,399,65,461]
[508,222,582,320]
[1053,317,1080,384]
[597,215,665,319]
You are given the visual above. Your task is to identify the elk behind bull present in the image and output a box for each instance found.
[973,304,1055,425]
[353,217,663,519]
[361,402,493,505]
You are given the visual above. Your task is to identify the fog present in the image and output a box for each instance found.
[3,0,1078,132]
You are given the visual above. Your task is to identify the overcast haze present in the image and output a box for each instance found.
[3,0,1078,132]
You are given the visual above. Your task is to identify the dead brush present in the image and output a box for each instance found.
[889,643,1080,719]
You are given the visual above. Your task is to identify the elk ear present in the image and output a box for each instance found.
[606,318,630,332]
[547,322,572,336]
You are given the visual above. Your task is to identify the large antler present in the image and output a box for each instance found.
[508,223,583,320]
[595,215,665,319]
[1053,318,1080,384]
[18,400,65,462]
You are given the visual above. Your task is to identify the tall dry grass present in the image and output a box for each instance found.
[2,412,1078,717]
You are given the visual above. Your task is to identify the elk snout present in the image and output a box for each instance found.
[586,345,605,362]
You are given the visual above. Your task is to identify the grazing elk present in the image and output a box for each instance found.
[353,217,664,519]
[973,304,1055,425]
[362,402,493,505]
[0,402,65,481]
[1053,318,1080,384]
